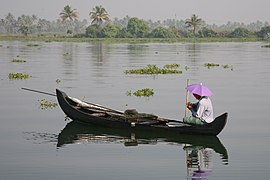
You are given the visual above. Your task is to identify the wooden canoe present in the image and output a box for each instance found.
[56,89,227,136]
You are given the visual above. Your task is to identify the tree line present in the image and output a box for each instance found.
[1,5,270,39]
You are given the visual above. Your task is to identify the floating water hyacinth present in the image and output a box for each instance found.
[56,79,61,84]
[124,64,182,75]
[126,88,154,97]
[204,63,220,68]
[8,73,31,79]
[204,63,233,70]
[39,99,58,109]
[11,59,26,63]
[261,44,270,48]
[27,43,40,47]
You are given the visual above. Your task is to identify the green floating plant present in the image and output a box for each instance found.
[11,59,26,63]
[204,63,233,70]
[126,90,132,96]
[163,63,180,69]
[124,64,182,75]
[204,63,220,68]
[27,43,40,47]
[56,79,61,84]
[261,44,270,48]
[39,99,58,110]
[128,88,154,97]
[222,64,234,71]
[184,66,190,71]
[8,73,31,79]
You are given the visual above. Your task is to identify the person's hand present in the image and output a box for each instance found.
[186,102,193,109]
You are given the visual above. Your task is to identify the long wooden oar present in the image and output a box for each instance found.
[22,87,56,96]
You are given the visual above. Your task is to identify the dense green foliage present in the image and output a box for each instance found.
[126,17,149,38]
[100,24,120,38]
[228,27,254,38]
[257,26,270,39]
[150,26,176,38]
[198,27,218,37]
[0,9,269,40]
[85,24,101,38]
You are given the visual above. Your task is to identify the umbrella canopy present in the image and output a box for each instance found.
[186,83,213,97]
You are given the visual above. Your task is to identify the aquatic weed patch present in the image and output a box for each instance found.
[56,79,61,84]
[204,63,220,68]
[124,64,182,75]
[8,73,31,79]
[204,63,233,70]
[39,99,58,109]
[11,59,26,63]
[127,88,154,97]
[261,44,270,48]
[27,43,40,47]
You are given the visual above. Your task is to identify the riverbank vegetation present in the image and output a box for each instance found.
[1,5,270,42]
[0,35,262,43]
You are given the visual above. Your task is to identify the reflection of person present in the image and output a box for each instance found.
[192,148,213,180]
[184,93,214,125]
[185,146,213,180]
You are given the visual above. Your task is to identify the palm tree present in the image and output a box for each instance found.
[89,5,109,27]
[59,5,79,34]
[59,5,79,22]
[185,14,203,37]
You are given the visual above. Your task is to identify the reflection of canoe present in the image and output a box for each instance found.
[56,89,228,136]
[57,121,228,164]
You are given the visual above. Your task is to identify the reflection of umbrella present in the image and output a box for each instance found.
[192,170,210,180]
[186,84,213,97]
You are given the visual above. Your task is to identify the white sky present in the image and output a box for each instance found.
[1,0,269,25]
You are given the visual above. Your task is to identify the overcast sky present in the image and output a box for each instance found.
[1,0,269,25]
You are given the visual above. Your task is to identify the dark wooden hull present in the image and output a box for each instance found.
[56,89,227,136]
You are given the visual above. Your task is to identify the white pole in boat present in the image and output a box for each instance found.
[185,79,190,178]
[185,79,189,118]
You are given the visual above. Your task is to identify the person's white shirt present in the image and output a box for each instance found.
[196,97,214,123]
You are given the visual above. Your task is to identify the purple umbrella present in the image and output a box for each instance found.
[186,83,213,97]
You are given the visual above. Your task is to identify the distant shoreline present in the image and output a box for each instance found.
[0,34,268,43]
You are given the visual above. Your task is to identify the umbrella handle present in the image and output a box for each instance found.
[185,79,189,117]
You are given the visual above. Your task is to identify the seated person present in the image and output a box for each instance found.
[184,93,214,125]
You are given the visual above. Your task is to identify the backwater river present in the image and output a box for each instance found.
[0,41,270,180]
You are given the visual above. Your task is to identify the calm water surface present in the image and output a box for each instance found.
[0,41,270,180]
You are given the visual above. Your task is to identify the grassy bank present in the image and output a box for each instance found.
[0,34,265,43]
